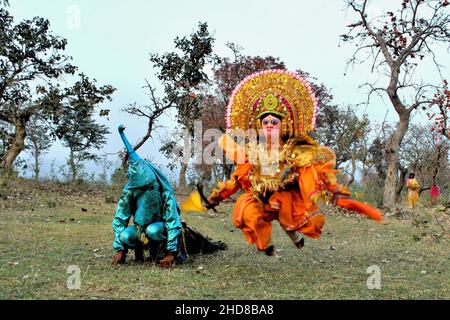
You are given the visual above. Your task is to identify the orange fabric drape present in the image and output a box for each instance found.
[232,193,273,251]
[268,190,325,239]
[336,198,383,222]
[297,161,339,210]
[232,191,326,250]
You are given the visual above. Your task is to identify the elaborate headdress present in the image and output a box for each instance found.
[225,69,318,138]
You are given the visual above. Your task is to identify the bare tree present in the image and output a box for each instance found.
[342,0,449,208]
[122,80,174,157]
[427,79,450,139]
[402,125,450,193]
[315,104,371,170]
[124,23,215,191]
[25,115,53,181]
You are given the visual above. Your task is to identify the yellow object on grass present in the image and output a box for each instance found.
[181,191,207,213]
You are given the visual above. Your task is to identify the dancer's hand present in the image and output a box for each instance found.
[332,192,350,206]
[159,252,175,269]
[112,251,126,265]
[205,200,219,210]
[118,125,126,133]
[206,194,221,210]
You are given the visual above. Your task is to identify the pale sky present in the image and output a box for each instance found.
[8,0,448,180]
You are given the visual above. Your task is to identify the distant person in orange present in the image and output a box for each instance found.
[406,173,420,208]
[429,183,440,205]
[192,70,383,256]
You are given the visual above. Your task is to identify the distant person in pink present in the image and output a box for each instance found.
[430,184,441,205]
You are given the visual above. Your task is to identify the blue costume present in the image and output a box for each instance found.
[112,125,183,256]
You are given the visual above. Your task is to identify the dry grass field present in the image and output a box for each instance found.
[0,179,449,299]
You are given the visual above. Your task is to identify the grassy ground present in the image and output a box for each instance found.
[0,180,449,300]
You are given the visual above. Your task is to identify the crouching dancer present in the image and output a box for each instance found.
[112,125,226,268]
[111,125,183,268]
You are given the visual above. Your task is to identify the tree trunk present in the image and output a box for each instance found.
[69,146,77,182]
[179,126,196,190]
[383,113,410,208]
[344,148,356,187]
[432,144,442,183]
[33,143,40,182]
[179,162,187,189]
[395,165,407,204]
[0,120,27,170]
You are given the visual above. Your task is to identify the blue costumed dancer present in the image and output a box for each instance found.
[112,125,184,268]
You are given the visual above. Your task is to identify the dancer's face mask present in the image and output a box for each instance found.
[261,114,281,142]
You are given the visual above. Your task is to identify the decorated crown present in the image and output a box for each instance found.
[225,69,318,138]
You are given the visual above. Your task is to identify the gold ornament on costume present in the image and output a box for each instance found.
[247,138,338,199]
[225,69,318,138]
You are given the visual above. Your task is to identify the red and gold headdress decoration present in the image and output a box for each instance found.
[225,69,318,138]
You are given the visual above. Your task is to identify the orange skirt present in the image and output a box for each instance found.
[270,190,325,239]
[232,191,325,251]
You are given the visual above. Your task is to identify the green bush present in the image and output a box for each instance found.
[111,166,127,188]
[46,200,57,208]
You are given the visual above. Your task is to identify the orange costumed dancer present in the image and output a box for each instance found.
[185,70,383,256]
